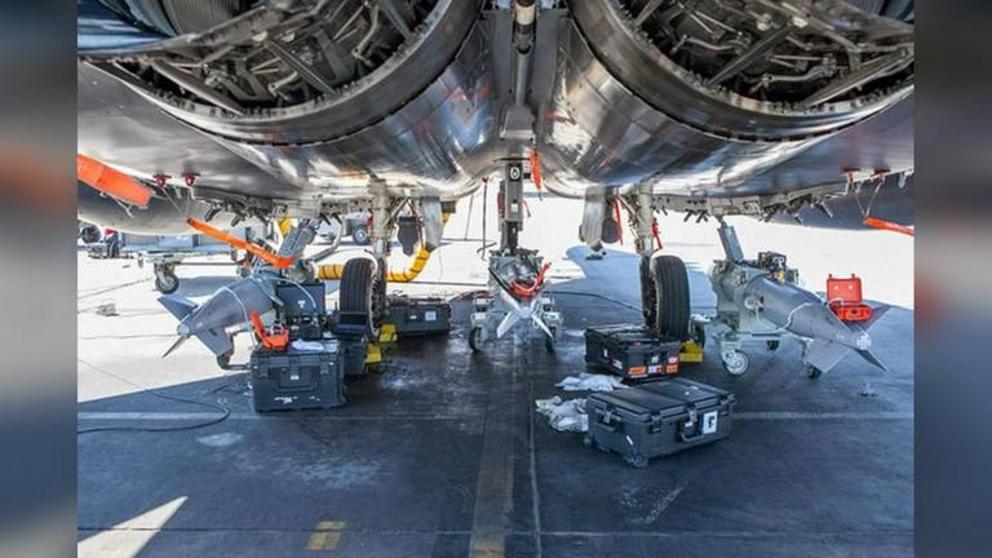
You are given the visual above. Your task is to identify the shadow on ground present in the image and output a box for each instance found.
[78,245,913,557]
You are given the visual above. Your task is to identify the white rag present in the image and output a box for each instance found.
[535,396,588,432]
[291,339,335,352]
[555,372,625,392]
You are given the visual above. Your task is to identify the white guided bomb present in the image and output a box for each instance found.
[159,275,279,360]
[707,223,887,377]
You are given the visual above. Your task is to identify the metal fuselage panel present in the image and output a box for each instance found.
[78,62,289,199]
[77,2,914,207]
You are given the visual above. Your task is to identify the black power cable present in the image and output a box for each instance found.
[77,358,231,435]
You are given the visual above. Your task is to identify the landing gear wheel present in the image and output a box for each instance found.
[805,364,823,380]
[651,255,690,340]
[721,350,750,376]
[79,224,101,244]
[469,327,484,352]
[582,435,593,448]
[624,454,649,468]
[339,258,376,334]
[351,224,370,246]
[545,327,558,353]
[154,266,179,294]
[766,340,780,351]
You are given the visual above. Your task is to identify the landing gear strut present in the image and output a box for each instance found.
[624,182,690,340]
[469,162,562,352]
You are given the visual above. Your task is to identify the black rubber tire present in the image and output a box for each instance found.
[154,271,179,294]
[351,225,370,246]
[339,258,375,316]
[766,340,780,351]
[722,350,750,376]
[806,364,824,380]
[79,225,101,244]
[652,255,690,340]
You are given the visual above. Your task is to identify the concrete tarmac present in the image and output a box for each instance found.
[78,192,913,557]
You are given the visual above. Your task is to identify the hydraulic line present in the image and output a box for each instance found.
[316,212,451,282]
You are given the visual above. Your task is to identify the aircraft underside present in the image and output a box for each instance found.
[77,0,914,230]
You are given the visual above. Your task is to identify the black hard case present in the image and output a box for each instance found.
[249,340,344,412]
[275,282,326,318]
[585,378,735,467]
[584,324,681,381]
[386,295,451,336]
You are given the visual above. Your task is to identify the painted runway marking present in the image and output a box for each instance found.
[469,364,516,558]
[306,520,345,551]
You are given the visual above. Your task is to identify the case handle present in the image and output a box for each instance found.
[596,408,620,432]
[677,405,702,441]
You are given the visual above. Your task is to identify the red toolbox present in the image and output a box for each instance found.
[827,274,872,322]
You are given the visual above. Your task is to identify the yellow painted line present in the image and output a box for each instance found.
[306,520,345,552]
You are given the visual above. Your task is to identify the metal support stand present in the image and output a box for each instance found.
[278,218,320,282]
[469,162,562,351]
[707,221,789,376]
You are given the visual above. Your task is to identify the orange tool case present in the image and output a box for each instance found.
[827,274,872,322]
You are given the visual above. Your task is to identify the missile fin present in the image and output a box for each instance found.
[855,348,888,372]
[864,305,890,329]
[158,294,198,320]
[194,328,235,358]
[804,339,850,374]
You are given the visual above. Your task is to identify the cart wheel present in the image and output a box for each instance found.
[624,454,649,468]
[721,350,750,376]
[469,327,484,352]
[545,327,557,353]
[351,224,370,246]
[154,268,179,294]
[766,340,780,351]
[805,364,823,380]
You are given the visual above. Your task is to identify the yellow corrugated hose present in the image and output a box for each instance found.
[315,212,451,282]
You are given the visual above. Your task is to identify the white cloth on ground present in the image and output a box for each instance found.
[535,396,588,432]
[555,372,625,392]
